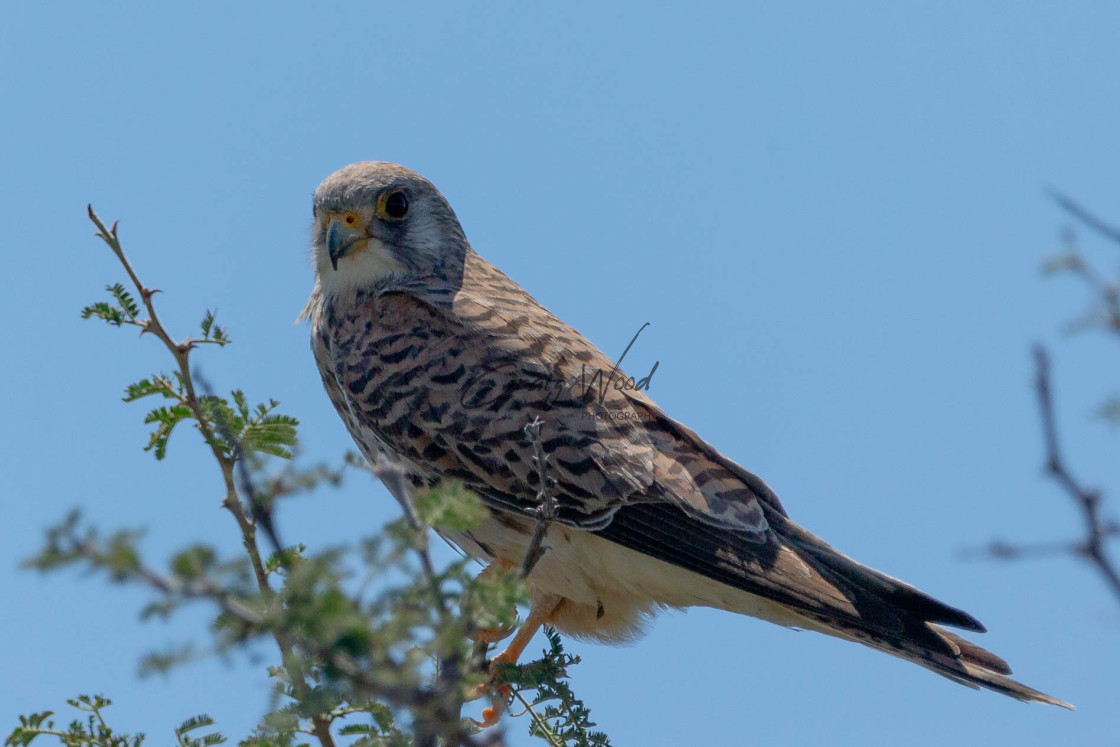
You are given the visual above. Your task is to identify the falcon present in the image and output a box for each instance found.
[304,161,1070,717]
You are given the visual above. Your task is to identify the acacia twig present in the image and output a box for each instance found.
[195,370,287,556]
[86,208,335,747]
[87,207,270,590]
[45,519,495,747]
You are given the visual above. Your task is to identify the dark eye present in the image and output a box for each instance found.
[383,190,409,219]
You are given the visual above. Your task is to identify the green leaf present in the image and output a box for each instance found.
[199,311,215,339]
[199,310,231,345]
[231,390,250,420]
[175,716,215,736]
[80,301,125,326]
[413,483,487,533]
[241,419,298,459]
[5,712,54,747]
[108,283,141,320]
[170,545,217,581]
[264,545,305,574]
[139,645,196,676]
[104,532,143,581]
[80,283,145,329]
[142,404,195,460]
[174,715,225,747]
[123,376,178,403]
[260,711,299,734]
[198,394,241,457]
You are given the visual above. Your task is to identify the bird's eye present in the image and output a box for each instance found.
[378,190,409,221]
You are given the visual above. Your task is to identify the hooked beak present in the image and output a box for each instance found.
[326,216,367,271]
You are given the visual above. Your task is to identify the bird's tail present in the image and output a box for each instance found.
[777,519,1074,709]
[595,495,1071,708]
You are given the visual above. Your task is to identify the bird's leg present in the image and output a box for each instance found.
[488,592,563,667]
[472,592,564,728]
[465,561,517,644]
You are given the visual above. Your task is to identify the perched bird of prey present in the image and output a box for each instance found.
[304,161,1070,715]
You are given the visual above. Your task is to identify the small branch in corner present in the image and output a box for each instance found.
[1046,190,1120,335]
[1033,345,1120,602]
[1048,189,1120,247]
[520,418,558,580]
[964,346,1120,606]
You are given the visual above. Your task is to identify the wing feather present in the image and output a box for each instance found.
[314,249,782,536]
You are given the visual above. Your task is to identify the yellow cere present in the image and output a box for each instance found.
[336,211,365,230]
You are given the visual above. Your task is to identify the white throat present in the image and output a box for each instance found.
[315,238,407,301]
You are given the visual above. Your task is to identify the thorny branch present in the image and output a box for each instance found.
[86,208,336,747]
[87,208,270,590]
[39,518,503,747]
[196,371,286,556]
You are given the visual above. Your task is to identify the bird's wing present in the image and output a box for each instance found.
[317,251,779,535]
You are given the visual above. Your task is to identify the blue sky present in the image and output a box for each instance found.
[2,3,1119,745]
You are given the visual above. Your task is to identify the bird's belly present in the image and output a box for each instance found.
[441,510,808,643]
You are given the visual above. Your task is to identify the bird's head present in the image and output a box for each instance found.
[310,162,469,300]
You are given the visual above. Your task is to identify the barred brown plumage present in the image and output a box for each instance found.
[304,161,1071,718]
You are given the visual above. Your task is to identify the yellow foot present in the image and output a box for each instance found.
[465,647,518,704]
[467,594,563,728]
[471,684,512,728]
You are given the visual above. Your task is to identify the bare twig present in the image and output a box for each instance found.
[960,537,1093,562]
[521,418,558,579]
[1034,346,1120,602]
[1049,189,1120,246]
[1047,192,1120,335]
[964,348,1120,606]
